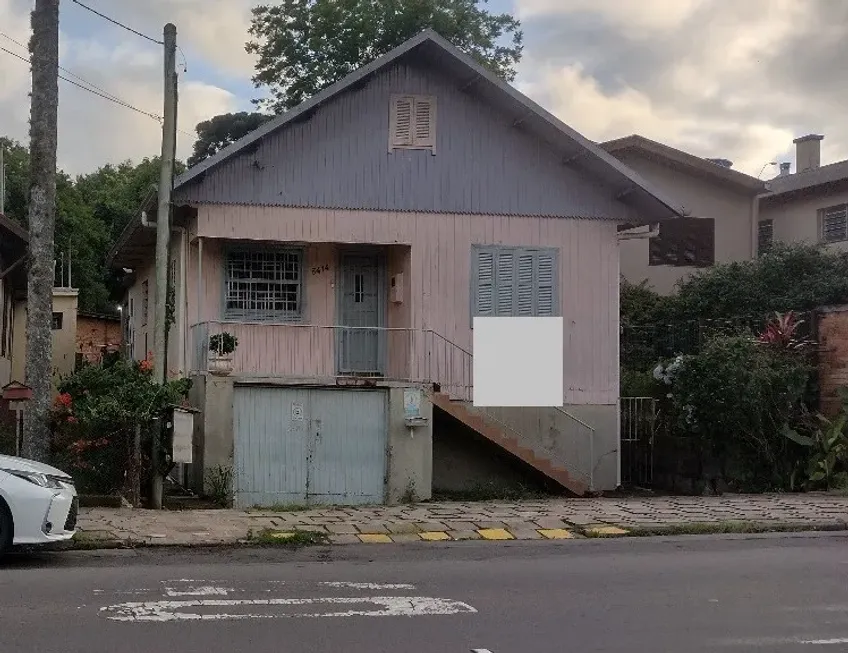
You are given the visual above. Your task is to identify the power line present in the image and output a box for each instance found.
[69,0,163,45]
[1,31,124,104]
[0,45,194,137]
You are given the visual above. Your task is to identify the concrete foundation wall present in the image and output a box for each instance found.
[386,387,433,503]
[471,403,619,491]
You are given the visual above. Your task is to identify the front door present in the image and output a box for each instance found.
[338,253,385,375]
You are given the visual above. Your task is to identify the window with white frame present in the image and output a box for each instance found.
[389,94,437,153]
[471,246,558,318]
[820,204,848,243]
[224,248,303,321]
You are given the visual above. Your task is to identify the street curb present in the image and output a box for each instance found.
[65,520,848,551]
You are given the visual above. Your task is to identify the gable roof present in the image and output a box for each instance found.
[174,29,683,222]
[600,134,767,194]
[763,159,848,199]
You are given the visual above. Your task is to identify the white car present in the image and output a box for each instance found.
[0,454,78,554]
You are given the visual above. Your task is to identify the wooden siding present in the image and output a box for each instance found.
[190,206,619,405]
[174,61,638,222]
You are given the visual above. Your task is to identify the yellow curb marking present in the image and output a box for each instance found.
[586,525,629,537]
[358,533,393,543]
[269,531,297,540]
[419,531,451,541]
[538,528,574,539]
[478,528,514,541]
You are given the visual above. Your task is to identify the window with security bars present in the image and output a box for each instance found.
[471,246,558,319]
[820,204,848,243]
[224,249,303,321]
[758,219,773,255]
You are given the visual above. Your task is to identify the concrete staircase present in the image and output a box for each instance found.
[429,392,589,496]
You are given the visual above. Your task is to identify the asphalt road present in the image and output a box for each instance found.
[3,532,848,652]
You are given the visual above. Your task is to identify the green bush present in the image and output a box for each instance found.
[655,335,812,491]
[51,356,192,495]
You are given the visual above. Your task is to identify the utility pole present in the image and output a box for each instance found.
[22,0,60,463]
[0,144,5,214]
[150,22,177,509]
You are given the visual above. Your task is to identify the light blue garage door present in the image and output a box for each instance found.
[233,387,387,508]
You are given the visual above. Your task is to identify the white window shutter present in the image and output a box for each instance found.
[390,95,413,148]
[535,252,556,316]
[412,96,436,150]
[475,249,495,315]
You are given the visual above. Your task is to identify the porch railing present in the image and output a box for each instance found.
[190,321,472,399]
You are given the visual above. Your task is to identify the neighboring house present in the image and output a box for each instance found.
[0,214,28,389]
[107,30,681,506]
[75,311,122,367]
[758,135,848,252]
[601,135,767,295]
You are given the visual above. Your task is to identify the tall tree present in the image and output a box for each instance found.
[23,0,60,462]
[188,112,273,167]
[246,0,523,112]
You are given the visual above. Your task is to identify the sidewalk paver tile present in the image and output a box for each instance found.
[358,533,393,543]
[510,529,543,540]
[478,528,514,541]
[329,534,360,545]
[539,528,574,539]
[419,531,451,541]
[447,530,482,540]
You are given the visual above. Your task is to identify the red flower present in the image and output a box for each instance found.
[55,392,72,408]
[66,416,78,424]
[140,357,153,373]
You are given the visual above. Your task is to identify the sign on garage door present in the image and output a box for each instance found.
[233,387,387,508]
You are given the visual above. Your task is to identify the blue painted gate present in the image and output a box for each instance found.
[233,387,388,507]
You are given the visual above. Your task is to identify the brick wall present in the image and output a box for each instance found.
[817,306,848,417]
[76,315,122,365]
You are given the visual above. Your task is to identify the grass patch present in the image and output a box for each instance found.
[580,520,848,538]
[246,528,328,547]
[70,530,125,550]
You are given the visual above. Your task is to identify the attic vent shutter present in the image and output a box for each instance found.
[391,96,413,147]
[412,96,436,148]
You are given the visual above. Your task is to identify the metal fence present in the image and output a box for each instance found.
[620,397,658,488]
[621,311,814,370]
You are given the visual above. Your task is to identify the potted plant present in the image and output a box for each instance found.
[208,332,238,376]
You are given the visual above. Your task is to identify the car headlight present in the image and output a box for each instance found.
[1,469,66,489]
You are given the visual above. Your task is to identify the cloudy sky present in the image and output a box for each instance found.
[1,0,846,177]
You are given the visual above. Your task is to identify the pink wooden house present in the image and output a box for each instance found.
[108,30,681,507]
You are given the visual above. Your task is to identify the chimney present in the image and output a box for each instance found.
[793,134,823,172]
[779,162,791,176]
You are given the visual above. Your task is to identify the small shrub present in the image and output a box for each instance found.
[209,332,238,355]
[657,335,812,491]
[50,355,192,495]
[206,465,233,507]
